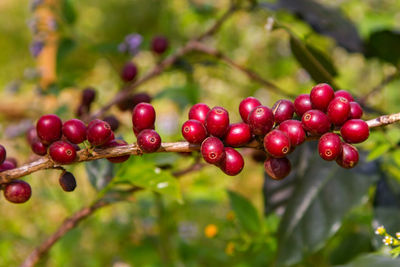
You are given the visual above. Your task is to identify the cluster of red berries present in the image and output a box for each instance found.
[181,83,368,179]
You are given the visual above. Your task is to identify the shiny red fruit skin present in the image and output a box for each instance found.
[336,143,359,169]
[310,83,335,111]
[247,105,274,136]
[3,180,32,204]
[137,129,161,153]
[188,103,211,125]
[340,119,369,144]
[294,94,312,117]
[0,160,16,172]
[36,114,63,144]
[62,119,87,144]
[219,147,244,176]
[349,102,363,119]
[151,36,169,54]
[318,133,342,161]
[0,144,6,164]
[205,107,230,137]
[327,97,350,126]
[201,137,225,164]
[334,90,354,102]
[272,99,295,124]
[104,139,130,163]
[31,139,48,156]
[132,103,156,133]
[87,121,112,146]
[49,141,77,164]
[181,120,207,144]
[6,158,17,168]
[278,120,306,147]
[224,123,252,147]
[59,172,77,192]
[239,97,262,123]
[264,130,291,158]
[301,109,331,136]
[264,157,291,180]
[121,62,138,82]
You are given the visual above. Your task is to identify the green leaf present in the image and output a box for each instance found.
[85,159,114,191]
[367,143,391,161]
[101,157,182,202]
[56,38,76,72]
[61,0,77,25]
[276,152,379,266]
[227,190,262,235]
[154,83,199,110]
[365,30,400,65]
[335,254,400,267]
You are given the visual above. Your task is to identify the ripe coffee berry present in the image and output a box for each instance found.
[302,109,331,136]
[26,126,38,145]
[59,171,77,192]
[0,144,6,164]
[188,103,211,125]
[49,141,77,164]
[137,129,161,153]
[310,83,335,111]
[349,102,363,119]
[87,120,112,146]
[103,139,130,163]
[239,97,262,123]
[205,106,230,137]
[264,130,291,158]
[278,120,306,147]
[201,137,225,164]
[121,62,138,82]
[224,123,252,147]
[334,90,354,102]
[264,157,291,180]
[132,103,156,134]
[6,158,17,168]
[247,105,274,136]
[36,114,63,144]
[31,139,48,156]
[151,35,169,54]
[336,143,359,169]
[117,92,152,112]
[340,119,369,144]
[294,94,312,117]
[318,133,342,161]
[103,115,120,131]
[81,87,96,106]
[0,160,16,172]
[272,99,295,124]
[219,147,244,176]
[327,97,350,126]
[62,119,87,144]
[182,120,207,144]
[3,180,32,204]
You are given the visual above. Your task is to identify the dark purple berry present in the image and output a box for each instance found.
[318,133,342,161]
[59,171,77,192]
[82,87,96,106]
[278,120,306,147]
[132,103,156,134]
[327,97,350,126]
[36,114,63,144]
[264,157,291,180]
[224,123,252,147]
[239,97,262,123]
[6,158,17,168]
[205,106,230,138]
[272,99,295,124]
[137,129,161,153]
[87,120,112,146]
[0,145,6,164]
[349,102,363,119]
[26,126,38,145]
[247,105,274,136]
[201,137,225,164]
[117,92,152,112]
[264,130,291,158]
[336,143,359,169]
[340,119,369,144]
[0,160,16,172]
[151,35,169,54]
[31,139,48,156]
[294,94,312,117]
[310,83,335,111]
[121,62,138,82]
[103,115,120,131]
[219,147,244,176]
[3,180,32,204]
[188,103,211,125]
[49,141,77,164]
[182,120,207,144]
[301,109,331,136]
[62,119,87,144]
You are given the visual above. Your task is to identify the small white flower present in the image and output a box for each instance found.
[375,225,386,235]
[396,232,400,240]
[383,236,393,246]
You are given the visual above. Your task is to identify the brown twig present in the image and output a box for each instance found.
[365,112,400,128]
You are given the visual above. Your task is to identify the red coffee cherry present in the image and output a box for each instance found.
[334,90,354,102]
[272,99,295,124]
[26,126,38,145]
[318,133,342,161]
[31,139,48,156]
[264,129,291,158]
[36,114,63,144]
[181,120,207,144]
[224,123,252,147]
[0,160,16,172]
[264,157,291,180]
[201,137,225,164]
[327,97,350,126]
[6,158,17,168]
[340,119,369,144]
[121,62,138,82]
[302,110,331,136]
[151,35,169,54]
[137,129,161,153]
[59,171,77,192]
[349,102,363,119]
[3,180,32,204]
[247,105,274,136]
[294,94,312,117]
[62,119,87,144]
[132,103,156,134]
[278,120,306,147]
[117,92,152,112]
[239,97,262,123]
[0,144,6,164]
[81,87,96,106]
[310,83,335,111]
[336,143,359,169]
[188,103,211,125]
[49,141,77,164]
[219,147,244,176]
[87,120,112,146]
[103,139,130,163]
[205,106,230,138]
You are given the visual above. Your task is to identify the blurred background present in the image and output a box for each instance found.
[1,0,400,266]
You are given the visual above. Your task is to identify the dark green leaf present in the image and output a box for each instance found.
[335,254,400,267]
[85,159,114,191]
[365,30,400,65]
[61,0,77,25]
[154,83,199,110]
[56,38,76,72]
[227,190,262,235]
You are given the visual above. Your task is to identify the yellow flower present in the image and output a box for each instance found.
[225,241,235,256]
[375,225,386,235]
[383,236,393,246]
[396,232,400,240]
[204,224,218,238]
